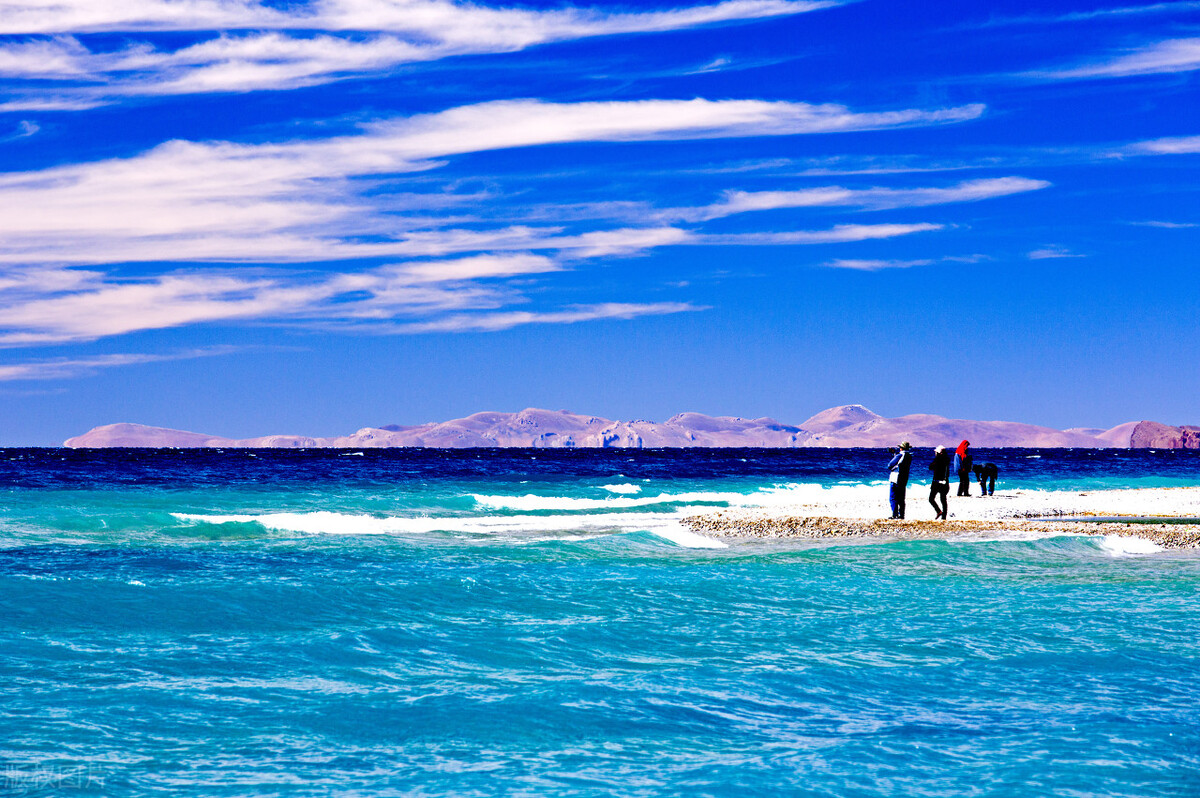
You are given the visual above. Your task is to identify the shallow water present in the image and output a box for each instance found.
[3,449,1200,796]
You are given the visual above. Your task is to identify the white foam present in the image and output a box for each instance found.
[648,522,728,549]
[945,528,1063,544]
[470,490,750,511]
[170,510,725,548]
[696,484,1200,524]
[173,511,434,535]
[601,483,642,494]
[1099,535,1164,557]
[514,534,609,545]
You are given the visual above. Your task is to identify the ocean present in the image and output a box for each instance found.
[3,448,1200,796]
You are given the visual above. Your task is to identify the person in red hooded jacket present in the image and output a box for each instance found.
[952,440,973,496]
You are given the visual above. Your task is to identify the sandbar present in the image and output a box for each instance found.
[682,486,1200,549]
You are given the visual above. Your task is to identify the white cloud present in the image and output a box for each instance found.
[823,258,934,271]
[0,0,835,34]
[0,254,561,344]
[821,253,985,271]
[0,96,106,111]
[1126,134,1200,155]
[0,97,984,266]
[1129,220,1198,228]
[0,119,38,141]
[1035,37,1200,79]
[0,0,838,98]
[679,176,1048,220]
[393,302,705,333]
[698,223,944,245]
[1027,246,1084,259]
[0,96,1000,347]
[0,257,705,343]
[0,346,241,380]
[970,1,1200,28]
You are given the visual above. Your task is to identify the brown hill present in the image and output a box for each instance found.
[63,405,1194,449]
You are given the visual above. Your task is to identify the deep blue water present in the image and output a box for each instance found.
[3,448,1200,796]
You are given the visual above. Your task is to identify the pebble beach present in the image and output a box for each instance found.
[683,485,1200,549]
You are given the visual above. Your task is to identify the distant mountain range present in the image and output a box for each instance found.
[63,406,1200,449]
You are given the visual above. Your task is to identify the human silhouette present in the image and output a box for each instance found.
[929,445,951,520]
[973,462,998,496]
[953,440,973,496]
[887,442,913,519]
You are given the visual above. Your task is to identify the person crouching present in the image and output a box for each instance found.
[973,462,998,496]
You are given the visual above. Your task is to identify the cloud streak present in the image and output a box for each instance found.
[1032,37,1200,80]
[0,0,838,99]
[0,97,986,266]
[696,222,944,245]
[1126,134,1200,155]
[966,1,1200,28]
[676,176,1048,221]
[0,0,837,34]
[392,302,707,333]
[0,346,242,380]
[0,95,1015,349]
[1027,246,1084,260]
[0,254,561,344]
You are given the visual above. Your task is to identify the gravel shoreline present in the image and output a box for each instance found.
[682,512,1200,549]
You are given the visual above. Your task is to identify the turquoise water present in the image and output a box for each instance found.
[3,449,1200,795]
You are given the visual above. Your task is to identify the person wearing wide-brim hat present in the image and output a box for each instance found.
[887,441,913,519]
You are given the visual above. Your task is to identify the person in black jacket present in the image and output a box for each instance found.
[929,445,951,520]
[887,441,913,519]
[973,462,999,496]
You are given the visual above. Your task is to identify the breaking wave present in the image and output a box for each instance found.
[170,511,726,549]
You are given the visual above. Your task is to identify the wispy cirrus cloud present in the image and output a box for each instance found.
[1125,134,1200,154]
[1128,220,1198,228]
[0,0,838,34]
[1031,37,1200,80]
[0,219,952,345]
[0,96,1000,346]
[822,254,985,271]
[0,119,38,141]
[0,0,838,100]
[499,176,1046,225]
[0,97,986,266]
[1028,246,1084,260]
[0,254,562,345]
[965,1,1200,29]
[0,257,709,344]
[392,302,706,333]
[676,176,1048,221]
[696,222,944,245]
[823,258,932,271]
[0,346,242,380]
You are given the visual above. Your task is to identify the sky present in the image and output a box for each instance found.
[1,0,1198,444]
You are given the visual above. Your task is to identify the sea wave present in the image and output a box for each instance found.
[1098,534,1164,557]
[170,510,726,548]
[600,483,642,494]
[469,482,886,512]
[470,490,749,511]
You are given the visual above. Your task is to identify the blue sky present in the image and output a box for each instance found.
[1,0,1198,444]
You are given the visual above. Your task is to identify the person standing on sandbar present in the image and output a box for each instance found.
[887,442,913,519]
[929,445,951,520]
[953,440,972,496]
